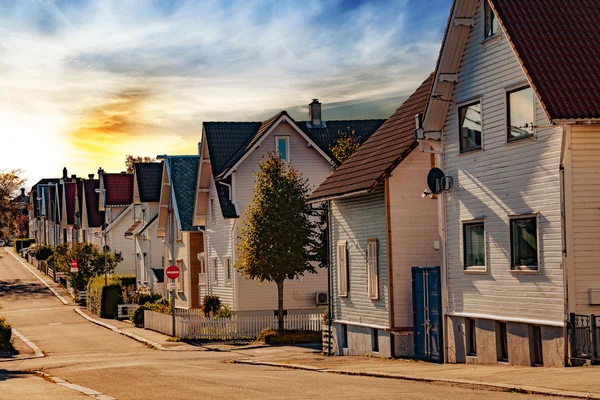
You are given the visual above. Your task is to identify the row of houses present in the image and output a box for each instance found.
[28,0,600,368]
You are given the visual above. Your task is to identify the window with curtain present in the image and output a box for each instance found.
[458,102,482,153]
[463,221,485,269]
[510,216,538,270]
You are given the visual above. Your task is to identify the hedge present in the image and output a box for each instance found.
[0,317,14,353]
[118,275,136,288]
[87,276,123,319]
[257,329,321,345]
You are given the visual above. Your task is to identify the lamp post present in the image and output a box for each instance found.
[95,187,108,286]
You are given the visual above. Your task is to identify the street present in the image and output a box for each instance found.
[0,249,547,400]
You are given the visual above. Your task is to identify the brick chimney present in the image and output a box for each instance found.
[309,99,322,126]
[62,167,68,180]
[88,174,94,180]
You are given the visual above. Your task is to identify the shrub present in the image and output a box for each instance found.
[215,304,233,318]
[122,285,137,304]
[118,275,137,288]
[130,297,172,326]
[87,276,123,318]
[257,329,321,345]
[201,295,221,317]
[0,317,14,353]
[30,244,53,261]
[138,291,162,306]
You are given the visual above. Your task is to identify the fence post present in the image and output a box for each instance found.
[592,314,598,359]
[569,313,577,359]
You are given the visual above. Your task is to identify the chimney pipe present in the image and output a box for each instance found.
[20,188,25,196]
[88,174,94,180]
[309,99,322,127]
[71,174,77,182]
[62,167,68,180]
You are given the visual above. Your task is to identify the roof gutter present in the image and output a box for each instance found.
[307,188,371,204]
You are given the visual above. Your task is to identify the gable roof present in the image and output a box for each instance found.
[167,156,200,231]
[490,0,600,120]
[103,173,134,207]
[135,162,164,203]
[309,75,434,202]
[64,182,77,225]
[84,179,104,228]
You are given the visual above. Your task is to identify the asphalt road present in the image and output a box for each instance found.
[0,249,548,399]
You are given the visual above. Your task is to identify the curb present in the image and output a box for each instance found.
[36,371,116,400]
[4,249,69,305]
[11,328,45,358]
[230,360,600,399]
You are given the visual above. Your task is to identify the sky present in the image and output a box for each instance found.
[0,0,451,187]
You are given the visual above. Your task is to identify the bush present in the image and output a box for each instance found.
[257,328,321,345]
[215,304,233,318]
[130,297,171,326]
[87,276,123,318]
[201,295,221,317]
[122,285,137,304]
[117,275,136,288]
[30,244,53,261]
[0,317,14,353]
[138,291,162,306]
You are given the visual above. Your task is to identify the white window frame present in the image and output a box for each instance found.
[367,239,379,300]
[462,218,487,272]
[275,136,290,162]
[508,213,540,272]
[483,0,498,39]
[224,256,232,285]
[337,240,348,297]
[211,257,218,285]
[176,259,184,293]
[457,98,483,154]
[506,84,536,143]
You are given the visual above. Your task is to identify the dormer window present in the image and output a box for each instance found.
[275,136,289,162]
[484,1,498,38]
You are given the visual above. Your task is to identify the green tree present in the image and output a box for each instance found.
[329,127,360,167]
[0,170,26,239]
[236,152,318,330]
[125,155,157,174]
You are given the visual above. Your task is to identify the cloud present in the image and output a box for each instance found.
[0,0,450,186]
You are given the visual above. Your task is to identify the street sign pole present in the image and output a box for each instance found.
[166,265,180,338]
[171,282,176,337]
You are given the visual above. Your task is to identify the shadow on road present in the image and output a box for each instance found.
[0,369,35,382]
[0,279,49,297]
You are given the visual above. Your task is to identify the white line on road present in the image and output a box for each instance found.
[36,371,117,400]
[4,249,69,305]
[11,328,44,358]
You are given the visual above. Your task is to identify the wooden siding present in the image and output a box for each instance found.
[565,124,600,314]
[388,150,440,328]
[331,187,389,328]
[106,207,136,276]
[442,2,564,323]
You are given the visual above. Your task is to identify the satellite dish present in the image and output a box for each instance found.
[427,168,446,195]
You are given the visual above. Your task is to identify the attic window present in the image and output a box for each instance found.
[484,1,498,38]
[507,86,534,141]
[458,101,482,153]
[275,136,289,162]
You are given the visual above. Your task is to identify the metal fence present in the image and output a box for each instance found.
[569,313,599,361]
[144,310,322,340]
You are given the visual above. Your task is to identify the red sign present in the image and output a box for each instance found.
[166,265,180,280]
[70,260,78,273]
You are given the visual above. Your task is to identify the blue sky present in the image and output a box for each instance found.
[0,0,451,185]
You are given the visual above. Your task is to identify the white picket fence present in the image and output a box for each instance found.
[144,310,322,339]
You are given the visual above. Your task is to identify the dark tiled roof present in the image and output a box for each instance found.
[169,156,200,231]
[491,0,600,120]
[309,74,434,202]
[32,178,60,187]
[104,173,134,206]
[135,162,164,203]
[64,182,77,225]
[203,112,384,217]
[84,180,104,228]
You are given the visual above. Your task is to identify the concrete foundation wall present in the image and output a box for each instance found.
[447,316,565,367]
[333,323,392,358]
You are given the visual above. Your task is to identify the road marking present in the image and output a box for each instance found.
[1,307,67,314]
[49,322,62,325]
[12,328,44,358]
[3,249,69,305]
[36,371,117,400]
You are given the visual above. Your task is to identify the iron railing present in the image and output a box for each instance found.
[570,313,599,361]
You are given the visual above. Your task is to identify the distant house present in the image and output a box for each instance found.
[98,170,136,276]
[80,176,104,246]
[309,77,437,358]
[157,156,203,309]
[29,178,60,245]
[130,162,164,292]
[419,0,600,367]
[193,101,384,316]
[59,169,82,245]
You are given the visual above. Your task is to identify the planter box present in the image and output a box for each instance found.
[117,304,138,320]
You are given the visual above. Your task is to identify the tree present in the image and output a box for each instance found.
[125,155,157,174]
[329,127,361,168]
[0,170,26,239]
[236,152,318,330]
[54,242,123,290]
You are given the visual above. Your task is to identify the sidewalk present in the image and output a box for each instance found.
[232,347,600,399]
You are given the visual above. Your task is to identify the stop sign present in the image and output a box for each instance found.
[166,265,180,280]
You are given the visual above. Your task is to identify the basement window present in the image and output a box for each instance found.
[531,325,543,366]
[371,329,379,353]
[466,318,477,356]
[497,322,508,362]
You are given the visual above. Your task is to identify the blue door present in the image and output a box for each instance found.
[412,266,443,363]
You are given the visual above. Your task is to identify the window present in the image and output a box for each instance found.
[371,329,379,352]
[225,257,232,284]
[458,102,482,153]
[210,198,216,223]
[275,136,289,162]
[341,324,348,349]
[497,322,508,362]
[484,0,498,38]
[466,318,477,356]
[337,241,348,297]
[510,215,539,270]
[367,239,379,299]
[507,86,534,141]
[211,257,218,285]
[530,326,543,366]
[176,259,184,292]
[463,221,485,269]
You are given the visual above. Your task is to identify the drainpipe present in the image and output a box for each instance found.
[326,201,333,356]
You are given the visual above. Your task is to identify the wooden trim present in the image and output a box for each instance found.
[563,125,576,314]
[385,178,395,329]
